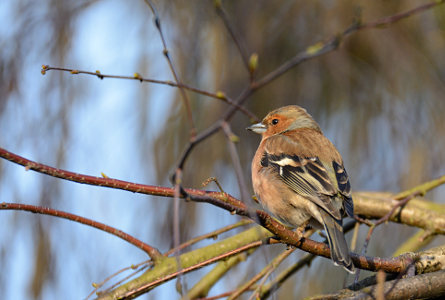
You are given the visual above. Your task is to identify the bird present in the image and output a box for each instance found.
[247,105,355,273]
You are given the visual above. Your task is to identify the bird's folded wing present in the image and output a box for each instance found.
[261,135,352,220]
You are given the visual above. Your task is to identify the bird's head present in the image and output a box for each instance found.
[247,105,321,137]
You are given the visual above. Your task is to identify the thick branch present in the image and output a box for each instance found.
[98,226,270,299]
[354,192,445,234]
[310,270,445,300]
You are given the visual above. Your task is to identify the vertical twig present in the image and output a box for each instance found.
[143,0,197,138]
[214,0,251,76]
[221,121,251,203]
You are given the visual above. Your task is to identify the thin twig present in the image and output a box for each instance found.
[357,1,444,30]
[41,65,258,120]
[355,191,421,282]
[86,260,151,299]
[164,219,252,257]
[0,202,161,260]
[260,253,316,299]
[228,248,295,300]
[221,121,251,203]
[214,0,250,76]
[361,191,422,256]
[93,262,152,299]
[118,241,264,299]
[143,0,196,138]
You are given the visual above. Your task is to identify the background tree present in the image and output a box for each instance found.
[1,1,445,299]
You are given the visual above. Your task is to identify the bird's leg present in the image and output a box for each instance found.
[295,219,311,239]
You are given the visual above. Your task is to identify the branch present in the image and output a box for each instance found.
[164,219,252,257]
[40,65,258,121]
[309,270,445,300]
[0,202,162,260]
[5,147,445,299]
[354,191,445,234]
[97,226,269,299]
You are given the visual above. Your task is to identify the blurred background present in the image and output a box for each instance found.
[1,1,445,299]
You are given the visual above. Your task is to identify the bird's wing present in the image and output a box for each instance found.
[261,134,352,220]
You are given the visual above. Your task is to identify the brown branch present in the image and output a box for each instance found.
[0,202,162,260]
[40,65,258,121]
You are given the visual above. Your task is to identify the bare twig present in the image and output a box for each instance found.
[355,192,422,282]
[221,121,251,203]
[164,219,252,257]
[40,65,258,120]
[214,0,250,77]
[0,202,161,260]
[143,0,196,138]
[361,192,422,253]
[357,1,444,30]
[228,248,295,300]
[86,260,151,299]
[92,262,151,299]
[260,253,316,299]
[202,177,225,192]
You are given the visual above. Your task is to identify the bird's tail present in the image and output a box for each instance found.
[320,210,355,273]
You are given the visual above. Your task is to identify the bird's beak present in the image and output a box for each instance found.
[246,122,266,134]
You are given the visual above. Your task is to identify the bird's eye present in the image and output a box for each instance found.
[271,119,279,125]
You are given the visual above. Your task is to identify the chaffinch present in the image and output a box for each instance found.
[248,105,355,273]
